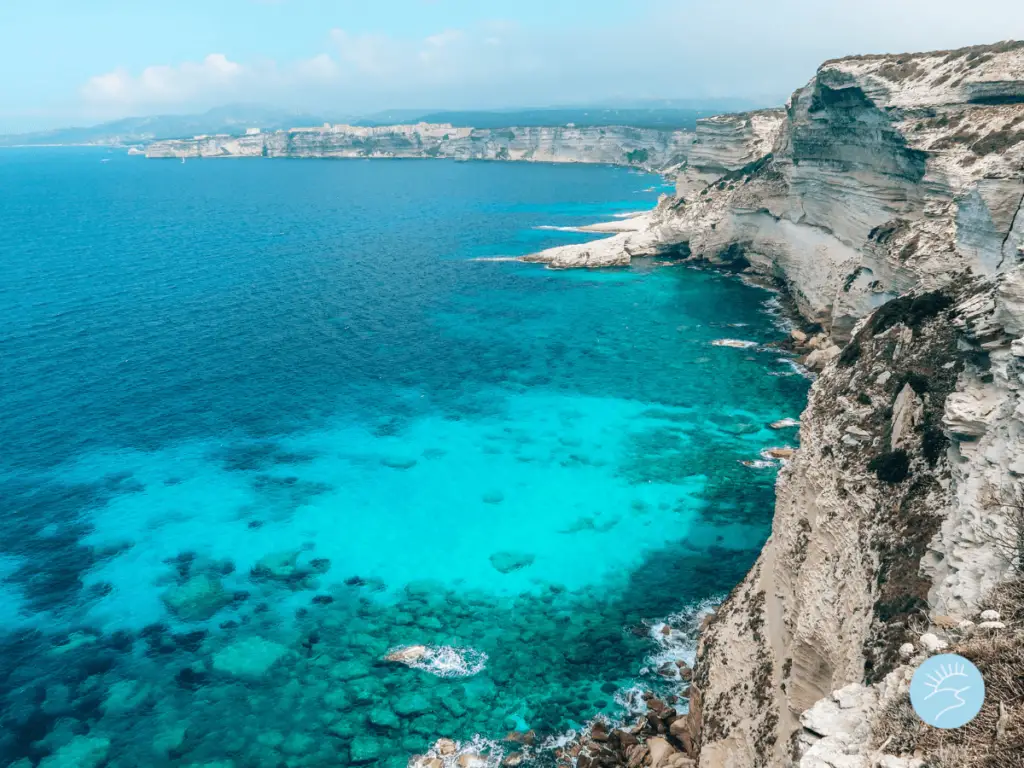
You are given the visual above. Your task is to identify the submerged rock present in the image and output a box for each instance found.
[348,735,384,764]
[251,550,305,581]
[394,692,433,717]
[380,455,418,470]
[161,574,232,622]
[38,735,110,768]
[212,636,289,678]
[102,679,152,715]
[384,644,429,664]
[368,705,401,730]
[489,550,536,574]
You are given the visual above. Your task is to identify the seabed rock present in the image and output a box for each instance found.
[212,636,289,678]
[349,735,384,764]
[38,735,110,768]
[489,551,535,574]
[162,573,232,621]
[385,644,429,664]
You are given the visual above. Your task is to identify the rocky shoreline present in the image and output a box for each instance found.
[519,41,1024,768]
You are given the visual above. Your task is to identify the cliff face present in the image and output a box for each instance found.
[529,42,1024,768]
[675,110,786,199]
[145,123,694,169]
[528,44,1024,340]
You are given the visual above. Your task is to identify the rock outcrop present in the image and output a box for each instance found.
[526,43,1024,341]
[145,122,694,170]
[528,41,1024,768]
[675,110,786,199]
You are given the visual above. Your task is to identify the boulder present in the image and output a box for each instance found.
[212,636,288,678]
[385,645,429,664]
[647,737,676,768]
[394,692,432,717]
[162,574,231,621]
[978,620,1006,630]
[251,550,306,582]
[348,736,383,764]
[804,345,841,371]
[367,706,400,730]
[330,660,370,681]
[980,609,1001,621]
[919,633,948,653]
[489,551,535,574]
[102,679,152,715]
[38,736,110,768]
[435,739,458,756]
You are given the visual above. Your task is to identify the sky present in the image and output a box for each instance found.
[1,0,1023,133]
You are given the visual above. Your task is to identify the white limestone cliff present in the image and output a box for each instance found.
[524,42,1024,768]
[526,43,1024,340]
[145,123,694,170]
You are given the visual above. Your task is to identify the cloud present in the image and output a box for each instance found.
[74,0,1024,120]
[81,54,247,107]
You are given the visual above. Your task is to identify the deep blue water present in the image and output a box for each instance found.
[0,149,807,768]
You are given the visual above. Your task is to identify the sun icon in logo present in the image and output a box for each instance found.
[910,653,986,729]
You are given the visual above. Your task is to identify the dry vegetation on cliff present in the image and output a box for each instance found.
[872,579,1024,768]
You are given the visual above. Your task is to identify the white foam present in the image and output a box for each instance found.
[418,735,506,768]
[645,596,721,677]
[710,339,758,349]
[387,644,488,677]
[534,225,589,232]
[739,459,776,469]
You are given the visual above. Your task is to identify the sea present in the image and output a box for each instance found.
[0,148,808,768]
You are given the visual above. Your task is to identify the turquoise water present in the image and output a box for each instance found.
[0,150,807,767]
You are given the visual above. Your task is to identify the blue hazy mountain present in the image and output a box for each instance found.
[0,105,346,146]
[0,98,775,146]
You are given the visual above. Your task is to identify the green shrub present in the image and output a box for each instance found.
[869,450,911,483]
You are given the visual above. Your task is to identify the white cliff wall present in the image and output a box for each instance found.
[528,43,1024,339]
[675,110,785,199]
[145,124,694,170]
[526,41,1024,768]
[688,44,1024,768]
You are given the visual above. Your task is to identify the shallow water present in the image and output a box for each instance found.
[0,150,807,767]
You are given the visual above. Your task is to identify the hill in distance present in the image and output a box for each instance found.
[0,98,775,146]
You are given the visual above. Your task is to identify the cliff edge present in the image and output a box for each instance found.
[530,42,1024,768]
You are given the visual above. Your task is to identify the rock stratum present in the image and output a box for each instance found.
[529,42,1024,768]
[145,122,693,169]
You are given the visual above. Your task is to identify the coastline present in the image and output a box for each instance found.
[509,40,1024,768]
[405,214,812,768]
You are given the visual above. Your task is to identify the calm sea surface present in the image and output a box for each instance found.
[0,150,807,767]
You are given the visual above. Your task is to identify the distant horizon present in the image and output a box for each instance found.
[3,0,1022,134]
[0,96,783,139]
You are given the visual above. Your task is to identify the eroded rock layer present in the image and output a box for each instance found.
[145,123,694,169]
[530,42,1024,768]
